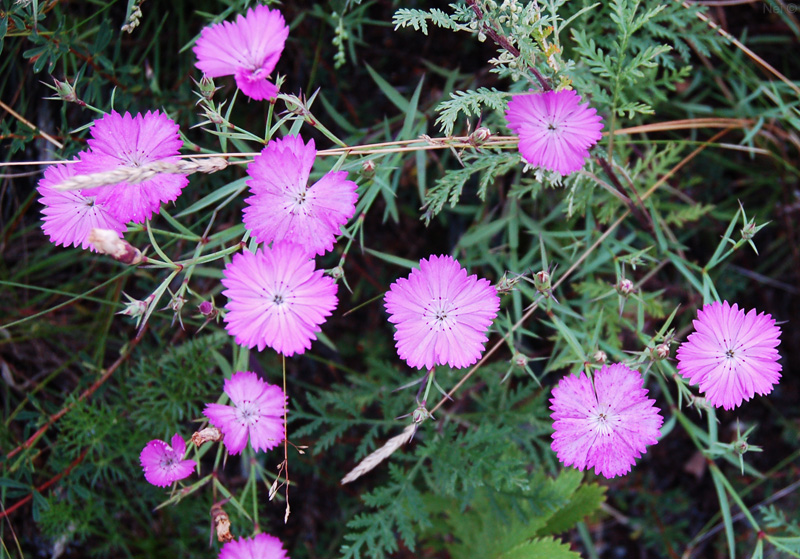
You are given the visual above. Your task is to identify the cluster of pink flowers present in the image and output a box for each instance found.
[36,5,788,556]
[549,300,782,479]
[38,110,186,249]
[139,372,286,486]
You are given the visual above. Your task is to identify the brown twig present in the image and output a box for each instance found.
[0,448,89,519]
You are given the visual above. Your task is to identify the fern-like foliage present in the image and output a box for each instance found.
[392,8,466,35]
[423,151,519,222]
[436,87,508,136]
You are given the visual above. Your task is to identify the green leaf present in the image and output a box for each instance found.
[0,15,8,56]
[498,537,582,559]
[538,482,606,536]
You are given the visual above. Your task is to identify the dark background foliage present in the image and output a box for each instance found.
[2,1,800,558]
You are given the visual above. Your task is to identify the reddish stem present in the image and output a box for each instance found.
[0,448,89,519]
[5,328,146,460]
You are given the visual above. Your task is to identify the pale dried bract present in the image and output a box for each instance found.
[341,423,415,484]
[53,157,228,192]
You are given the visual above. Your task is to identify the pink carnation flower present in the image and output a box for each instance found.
[78,110,187,224]
[384,255,500,370]
[677,301,782,410]
[219,533,289,559]
[204,371,286,455]
[243,135,358,256]
[505,89,603,175]
[139,433,196,487]
[193,5,288,101]
[37,156,127,250]
[550,363,663,479]
[221,242,338,356]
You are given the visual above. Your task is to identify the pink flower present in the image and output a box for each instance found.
[78,110,187,224]
[193,5,288,101]
[677,301,782,410]
[550,363,663,479]
[139,433,196,487]
[204,371,285,455]
[384,255,500,370]
[219,533,289,559]
[221,242,338,356]
[505,89,603,175]
[37,156,126,250]
[243,135,358,256]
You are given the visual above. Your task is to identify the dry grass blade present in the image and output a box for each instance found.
[52,157,229,191]
[340,424,416,484]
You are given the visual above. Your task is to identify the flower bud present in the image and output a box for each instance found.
[198,75,217,100]
[117,292,155,327]
[652,343,670,360]
[470,126,491,146]
[512,351,529,368]
[360,160,376,179]
[325,266,344,280]
[534,270,551,293]
[87,228,143,265]
[198,300,218,319]
[741,220,757,242]
[616,278,634,295]
[282,94,308,117]
[163,292,187,329]
[412,403,434,425]
[592,350,607,364]
[202,106,226,125]
[52,78,85,106]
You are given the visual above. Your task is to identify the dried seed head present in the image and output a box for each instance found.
[87,228,143,265]
[191,426,223,448]
[592,350,607,364]
[210,503,233,543]
[360,159,376,179]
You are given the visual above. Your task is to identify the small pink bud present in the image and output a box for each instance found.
[198,300,217,318]
[653,343,670,360]
[617,278,634,295]
[470,126,492,146]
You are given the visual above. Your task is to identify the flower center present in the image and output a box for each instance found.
[592,405,616,436]
[424,297,457,331]
[236,400,260,426]
[725,348,736,359]
[159,454,177,470]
